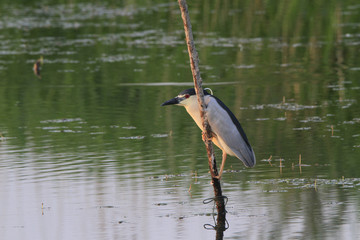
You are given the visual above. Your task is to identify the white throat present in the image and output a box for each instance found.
[183,95,210,131]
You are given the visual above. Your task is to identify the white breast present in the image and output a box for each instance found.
[184,95,231,154]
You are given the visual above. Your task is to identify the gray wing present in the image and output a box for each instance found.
[206,97,256,167]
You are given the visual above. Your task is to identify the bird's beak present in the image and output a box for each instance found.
[161,97,179,106]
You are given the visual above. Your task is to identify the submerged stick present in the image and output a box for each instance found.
[177,0,226,218]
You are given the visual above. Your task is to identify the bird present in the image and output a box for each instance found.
[161,88,256,179]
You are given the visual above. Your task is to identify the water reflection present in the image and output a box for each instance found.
[0,0,359,239]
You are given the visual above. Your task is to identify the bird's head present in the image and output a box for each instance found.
[161,88,210,107]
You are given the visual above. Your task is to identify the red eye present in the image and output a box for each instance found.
[185,94,190,99]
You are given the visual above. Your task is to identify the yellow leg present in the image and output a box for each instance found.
[216,151,227,180]
[201,133,225,179]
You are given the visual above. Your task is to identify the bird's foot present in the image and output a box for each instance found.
[214,174,222,180]
[202,132,212,142]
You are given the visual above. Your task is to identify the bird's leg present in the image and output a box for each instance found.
[215,151,227,180]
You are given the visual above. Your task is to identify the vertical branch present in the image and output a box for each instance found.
[177,0,225,216]
[177,0,215,179]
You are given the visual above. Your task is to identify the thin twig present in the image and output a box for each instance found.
[268,155,273,166]
[177,0,219,181]
[178,0,225,218]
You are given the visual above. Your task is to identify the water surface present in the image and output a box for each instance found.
[0,1,360,239]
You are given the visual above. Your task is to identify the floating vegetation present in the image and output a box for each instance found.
[100,54,136,63]
[39,126,68,130]
[151,134,169,138]
[349,67,360,71]
[155,203,167,206]
[232,64,256,69]
[336,99,357,109]
[327,84,346,91]
[48,129,84,133]
[255,118,270,121]
[40,118,84,124]
[98,205,117,209]
[122,126,136,130]
[57,69,75,73]
[248,177,360,191]
[274,117,287,121]
[89,132,105,135]
[267,103,319,111]
[299,116,324,123]
[343,119,360,125]
[248,102,319,111]
[119,136,145,140]
[38,118,87,134]
[292,127,312,131]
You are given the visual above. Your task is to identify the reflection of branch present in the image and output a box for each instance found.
[177,0,226,215]
[335,4,345,102]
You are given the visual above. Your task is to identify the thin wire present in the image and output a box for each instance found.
[203,219,229,230]
[202,196,229,230]
[203,196,228,205]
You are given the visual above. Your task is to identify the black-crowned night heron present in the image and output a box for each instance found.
[161,88,256,179]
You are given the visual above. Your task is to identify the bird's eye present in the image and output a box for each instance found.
[185,94,190,99]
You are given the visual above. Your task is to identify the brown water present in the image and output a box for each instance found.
[0,1,360,239]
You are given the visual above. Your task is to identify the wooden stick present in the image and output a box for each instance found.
[268,155,273,166]
[177,0,226,218]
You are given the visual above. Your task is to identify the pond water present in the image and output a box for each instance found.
[0,1,360,239]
